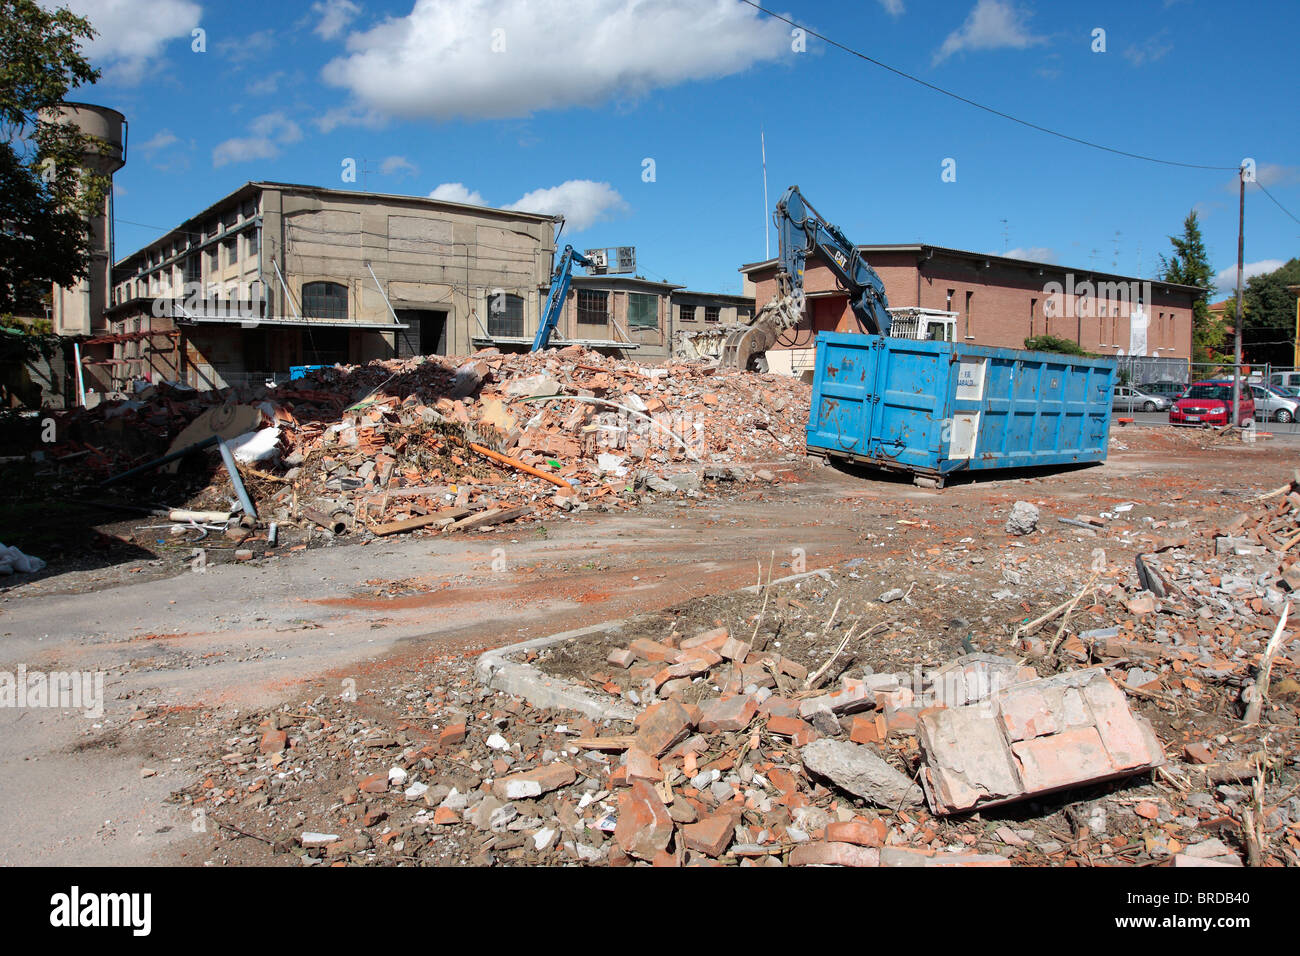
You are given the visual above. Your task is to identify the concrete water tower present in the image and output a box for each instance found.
[42,102,127,337]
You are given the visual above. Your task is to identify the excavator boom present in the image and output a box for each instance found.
[720,186,892,371]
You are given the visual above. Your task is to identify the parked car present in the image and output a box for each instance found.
[1169,380,1256,426]
[1269,371,1300,392]
[1138,381,1188,399]
[1250,384,1299,423]
[1112,385,1170,412]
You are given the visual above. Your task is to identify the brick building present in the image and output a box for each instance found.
[741,245,1200,375]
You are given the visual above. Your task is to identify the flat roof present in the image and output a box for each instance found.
[570,275,682,291]
[114,180,558,268]
[739,243,1205,295]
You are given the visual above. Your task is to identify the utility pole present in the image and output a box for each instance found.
[1232,164,1245,428]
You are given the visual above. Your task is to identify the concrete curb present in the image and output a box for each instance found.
[473,566,836,721]
[474,620,638,722]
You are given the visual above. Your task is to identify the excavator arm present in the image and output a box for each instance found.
[720,186,892,371]
[532,245,593,352]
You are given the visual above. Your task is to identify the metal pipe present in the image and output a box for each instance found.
[99,434,218,485]
[300,507,346,534]
[217,437,258,520]
[73,341,85,406]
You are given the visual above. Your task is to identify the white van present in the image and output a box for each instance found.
[1269,371,1300,391]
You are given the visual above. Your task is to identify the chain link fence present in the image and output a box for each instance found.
[1111,358,1300,435]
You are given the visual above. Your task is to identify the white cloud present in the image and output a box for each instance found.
[212,112,303,167]
[878,0,905,16]
[1213,260,1286,294]
[1123,33,1172,67]
[216,29,276,64]
[43,0,201,85]
[321,0,791,120]
[1219,163,1300,194]
[137,130,179,153]
[428,183,487,205]
[312,0,362,40]
[247,71,286,96]
[1002,247,1056,263]
[504,180,627,230]
[313,105,387,133]
[427,179,627,229]
[380,155,418,176]
[932,0,1047,65]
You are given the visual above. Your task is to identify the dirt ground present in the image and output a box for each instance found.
[1,425,1297,866]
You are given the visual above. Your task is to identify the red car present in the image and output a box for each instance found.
[1169,380,1255,426]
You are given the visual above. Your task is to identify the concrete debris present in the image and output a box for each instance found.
[141,439,1300,868]
[1005,500,1039,535]
[918,668,1165,814]
[47,346,810,549]
[799,738,924,808]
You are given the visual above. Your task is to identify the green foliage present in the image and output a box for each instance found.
[1241,258,1300,332]
[0,312,59,360]
[1024,334,1090,356]
[0,0,107,314]
[1158,210,1224,362]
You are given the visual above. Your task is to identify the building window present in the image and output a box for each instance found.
[184,255,201,286]
[704,305,720,323]
[576,289,608,326]
[488,292,524,337]
[246,228,259,259]
[964,290,973,337]
[302,281,348,320]
[628,292,657,330]
[224,237,238,268]
[207,246,218,273]
[737,307,752,323]
[679,304,697,323]
[1029,297,1037,337]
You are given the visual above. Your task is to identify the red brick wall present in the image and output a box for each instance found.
[749,251,1194,361]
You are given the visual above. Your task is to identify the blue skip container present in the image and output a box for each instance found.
[805,332,1116,487]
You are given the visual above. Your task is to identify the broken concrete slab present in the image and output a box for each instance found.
[799,738,924,808]
[917,667,1165,815]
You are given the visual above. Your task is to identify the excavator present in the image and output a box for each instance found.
[531,244,592,352]
[717,185,948,371]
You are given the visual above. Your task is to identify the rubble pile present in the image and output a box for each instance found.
[1026,476,1300,726]
[174,609,1262,868]
[162,480,1300,867]
[47,346,811,538]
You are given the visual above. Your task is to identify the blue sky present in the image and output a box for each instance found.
[57,0,1298,298]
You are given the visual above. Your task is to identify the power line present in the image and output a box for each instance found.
[739,1,1240,171]
[1254,181,1300,227]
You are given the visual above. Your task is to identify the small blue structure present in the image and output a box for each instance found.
[805,332,1116,487]
[289,365,330,380]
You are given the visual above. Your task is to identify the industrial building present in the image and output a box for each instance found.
[741,245,1200,378]
[75,179,754,392]
[95,182,560,391]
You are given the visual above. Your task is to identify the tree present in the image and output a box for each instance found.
[1239,258,1300,367]
[0,0,106,315]
[1159,211,1225,361]
[1023,334,1091,357]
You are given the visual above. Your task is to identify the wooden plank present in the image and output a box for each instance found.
[445,506,533,533]
[371,508,471,536]
[570,735,638,751]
